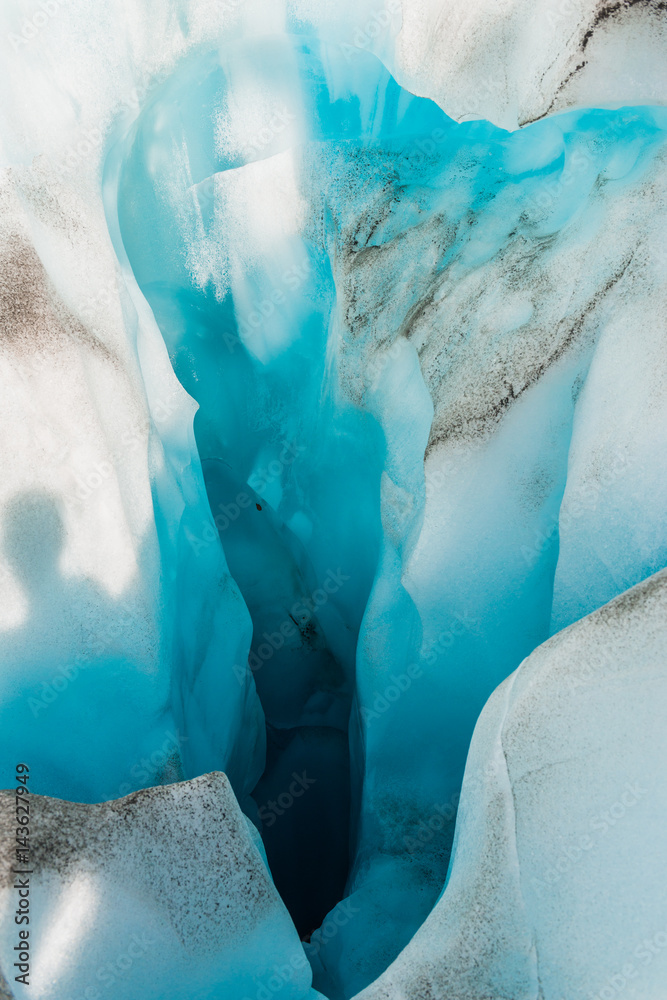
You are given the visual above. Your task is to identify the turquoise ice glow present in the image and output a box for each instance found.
[1,23,665,1000]
[104,35,667,998]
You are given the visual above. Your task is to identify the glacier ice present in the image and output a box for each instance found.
[0,773,323,1000]
[356,568,667,1000]
[392,0,667,129]
[0,223,265,806]
[0,1,665,999]
[112,33,667,994]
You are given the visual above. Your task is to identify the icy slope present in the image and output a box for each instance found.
[0,146,265,808]
[116,31,667,988]
[354,567,667,1000]
[0,772,323,1000]
[0,2,665,999]
[394,0,667,128]
[301,96,667,997]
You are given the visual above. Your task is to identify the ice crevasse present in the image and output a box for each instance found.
[0,1,666,999]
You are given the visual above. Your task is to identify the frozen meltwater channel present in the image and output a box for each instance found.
[105,34,667,1000]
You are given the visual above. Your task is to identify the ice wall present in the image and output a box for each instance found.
[0,3,272,807]
[0,2,665,999]
[303,97,667,1000]
[0,141,263,806]
[0,773,323,1000]
[393,0,667,128]
[110,32,667,995]
[354,568,667,1000]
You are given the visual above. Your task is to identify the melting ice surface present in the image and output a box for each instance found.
[102,34,667,999]
[0,20,666,1000]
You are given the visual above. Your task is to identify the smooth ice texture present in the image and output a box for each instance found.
[0,2,666,999]
[0,10,271,811]
[392,0,667,128]
[0,773,323,1000]
[355,568,667,1000]
[110,32,667,994]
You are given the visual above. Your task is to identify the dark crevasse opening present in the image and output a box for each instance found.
[111,28,667,987]
[126,275,385,934]
[113,35,448,937]
[122,276,385,935]
[198,449,378,937]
